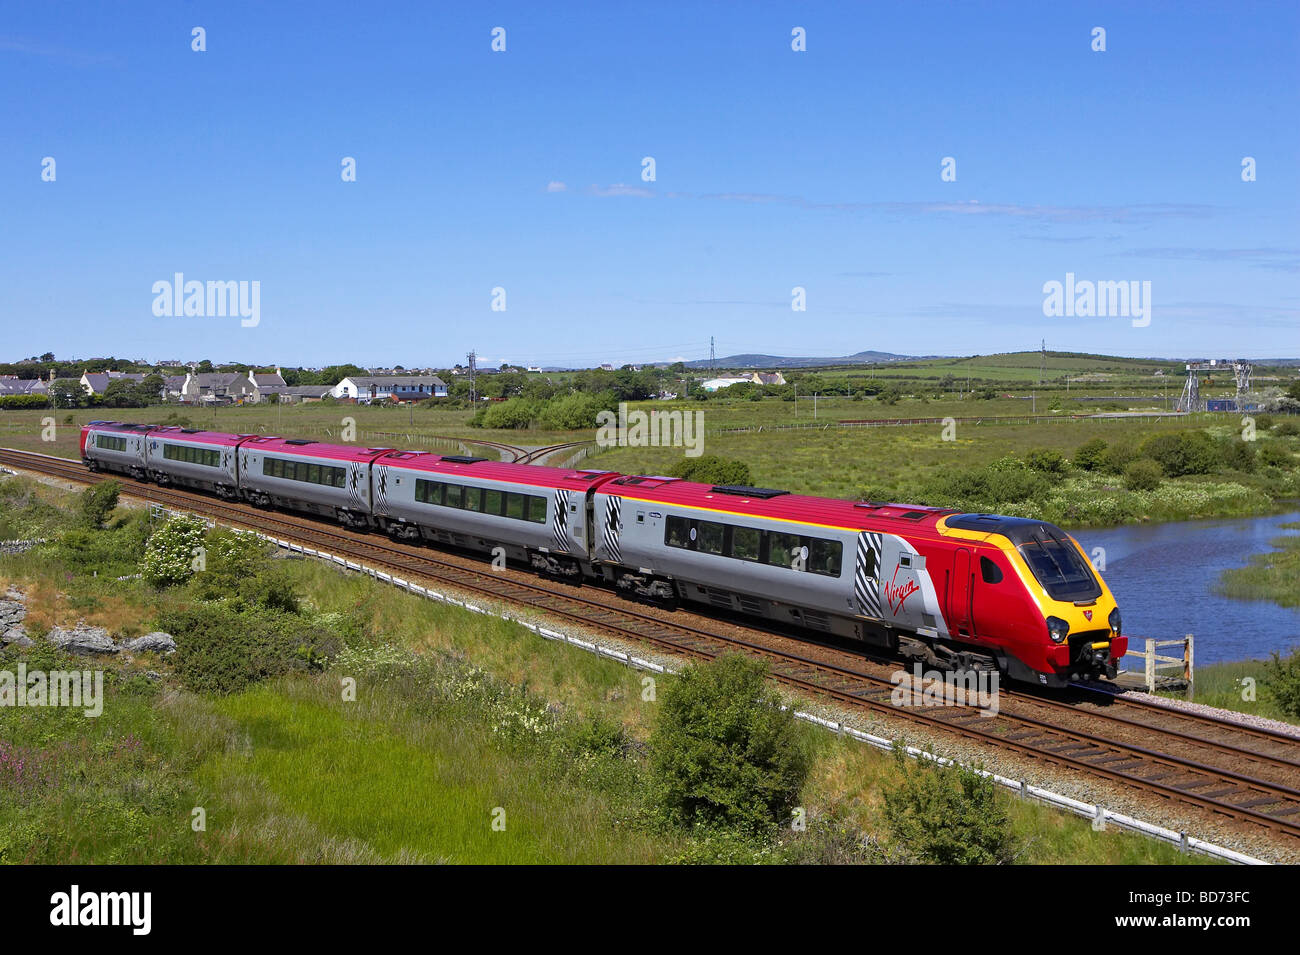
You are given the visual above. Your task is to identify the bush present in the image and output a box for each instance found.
[141,514,208,586]
[1273,419,1300,437]
[187,529,299,612]
[882,751,1015,864]
[1073,437,1108,471]
[1260,444,1294,469]
[1024,447,1068,474]
[1218,438,1257,473]
[1099,442,1140,475]
[162,603,338,695]
[649,654,810,832]
[536,392,613,431]
[1139,431,1218,476]
[472,397,540,430]
[0,394,50,410]
[78,481,120,529]
[1123,458,1164,491]
[1265,648,1300,719]
[669,455,752,486]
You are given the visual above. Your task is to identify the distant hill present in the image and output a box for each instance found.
[681,350,936,369]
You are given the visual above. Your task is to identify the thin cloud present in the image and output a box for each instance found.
[586,183,655,198]
[1113,247,1300,272]
[545,181,568,193]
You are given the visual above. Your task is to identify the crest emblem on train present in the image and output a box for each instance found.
[1083,610,1093,621]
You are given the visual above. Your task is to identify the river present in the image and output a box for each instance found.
[1071,511,1300,666]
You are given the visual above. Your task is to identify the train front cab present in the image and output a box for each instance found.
[943,514,1126,687]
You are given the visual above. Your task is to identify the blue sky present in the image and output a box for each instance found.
[2,1,1296,368]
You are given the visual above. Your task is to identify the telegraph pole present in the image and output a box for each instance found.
[468,350,478,406]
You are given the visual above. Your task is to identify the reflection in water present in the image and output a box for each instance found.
[1071,512,1300,666]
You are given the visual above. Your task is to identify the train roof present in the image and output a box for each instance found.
[147,426,247,447]
[604,474,959,534]
[377,450,622,491]
[84,420,157,434]
[239,435,394,463]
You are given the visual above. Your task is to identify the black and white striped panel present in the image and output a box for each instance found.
[855,531,883,618]
[552,488,571,552]
[373,466,388,511]
[602,496,622,563]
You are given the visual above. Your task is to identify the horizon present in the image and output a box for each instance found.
[3,2,1297,366]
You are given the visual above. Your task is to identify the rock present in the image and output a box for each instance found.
[7,635,33,649]
[2,624,28,645]
[0,601,24,628]
[46,623,119,656]
[126,632,176,654]
[4,587,26,603]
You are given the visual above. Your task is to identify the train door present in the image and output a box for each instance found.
[949,548,973,638]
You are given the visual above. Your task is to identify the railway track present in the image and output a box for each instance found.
[5,445,1300,843]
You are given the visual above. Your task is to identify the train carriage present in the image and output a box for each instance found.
[144,427,243,497]
[237,436,391,527]
[372,452,619,576]
[81,421,154,479]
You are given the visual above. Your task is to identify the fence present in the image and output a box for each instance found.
[1124,634,1194,696]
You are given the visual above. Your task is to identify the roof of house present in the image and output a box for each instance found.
[252,372,287,387]
[259,385,333,396]
[343,375,447,388]
[82,372,145,393]
[0,378,48,395]
[186,373,249,389]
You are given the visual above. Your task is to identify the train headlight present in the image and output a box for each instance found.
[1108,608,1121,636]
[1046,616,1069,644]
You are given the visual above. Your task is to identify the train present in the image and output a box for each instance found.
[81,419,1126,687]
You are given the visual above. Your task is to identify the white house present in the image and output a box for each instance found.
[333,375,448,403]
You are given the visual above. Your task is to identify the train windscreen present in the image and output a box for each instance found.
[1017,531,1102,603]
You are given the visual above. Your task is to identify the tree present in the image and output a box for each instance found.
[79,481,121,529]
[49,379,85,408]
[649,654,811,831]
[40,352,55,362]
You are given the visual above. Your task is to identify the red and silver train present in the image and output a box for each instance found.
[82,420,1125,686]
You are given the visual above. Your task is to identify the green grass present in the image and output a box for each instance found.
[1216,522,1300,609]
[1157,658,1300,726]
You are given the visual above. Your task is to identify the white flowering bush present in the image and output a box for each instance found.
[141,514,208,586]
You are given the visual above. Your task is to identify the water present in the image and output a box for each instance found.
[1071,511,1300,666]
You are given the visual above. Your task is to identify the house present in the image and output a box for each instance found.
[748,371,786,386]
[246,368,288,403]
[79,370,145,396]
[333,375,448,404]
[0,376,48,396]
[161,376,188,400]
[256,384,333,404]
[180,373,256,404]
[700,377,752,392]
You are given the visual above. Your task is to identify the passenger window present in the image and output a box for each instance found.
[665,516,691,549]
[484,489,503,515]
[445,484,464,508]
[697,521,725,555]
[980,556,1004,584]
[809,539,842,577]
[528,496,548,523]
[731,526,760,561]
[464,487,484,512]
[505,493,524,520]
[767,532,803,569]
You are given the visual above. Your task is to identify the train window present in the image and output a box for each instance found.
[445,484,464,509]
[980,556,1004,584]
[730,526,760,562]
[1018,535,1101,602]
[808,539,843,577]
[767,532,803,569]
[504,493,525,520]
[96,434,127,452]
[484,489,503,515]
[665,516,691,549]
[697,521,725,555]
[527,496,547,523]
[464,487,484,512]
[307,464,321,485]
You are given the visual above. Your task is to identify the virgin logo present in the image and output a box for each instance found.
[885,565,920,616]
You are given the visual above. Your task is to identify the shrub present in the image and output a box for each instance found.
[1024,447,1068,474]
[1218,438,1257,473]
[536,392,613,431]
[882,751,1015,864]
[669,455,752,486]
[1260,444,1294,469]
[1139,431,1218,476]
[78,481,121,529]
[1123,458,1164,491]
[162,603,338,695]
[472,397,540,430]
[0,394,50,410]
[649,654,810,832]
[1099,442,1140,475]
[188,529,299,612]
[1073,438,1108,471]
[1273,419,1300,437]
[1265,648,1300,718]
[1254,414,1275,431]
[141,514,208,586]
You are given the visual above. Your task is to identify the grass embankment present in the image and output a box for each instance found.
[1216,522,1300,609]
[0,475,1210,864]
[1155,657,1300,726]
